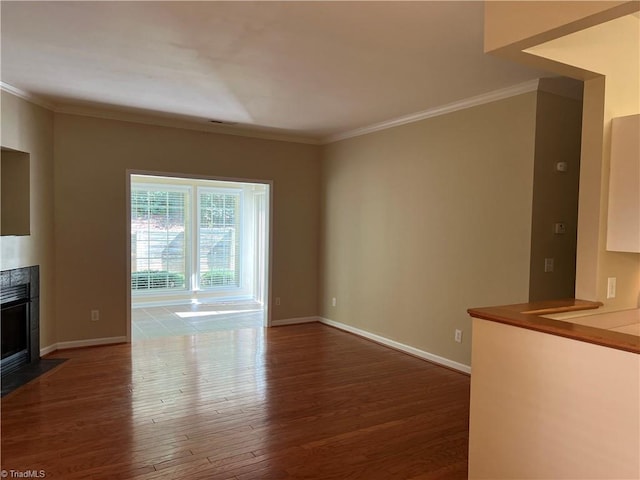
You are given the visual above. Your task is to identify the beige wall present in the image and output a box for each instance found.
[320,93,538,366]
[484,1,635,56]
[0,91,56,348]
[486,2,640,310]
[1,149,31,236]
[53,114,320,342]
[529,88,582,301]
[469,317,640,479]
[2,88,542,367]
[527,14,640,309]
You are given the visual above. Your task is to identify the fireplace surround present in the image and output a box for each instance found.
[1,265,39,375]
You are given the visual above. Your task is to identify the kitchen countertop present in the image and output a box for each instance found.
[468,299,640,354]
[545,307,640,336]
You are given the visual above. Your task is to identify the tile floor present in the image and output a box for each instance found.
[131,301,264,341]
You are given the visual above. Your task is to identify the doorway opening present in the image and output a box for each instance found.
[127,173,270,341]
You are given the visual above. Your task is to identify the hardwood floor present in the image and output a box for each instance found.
[1,323,470,479]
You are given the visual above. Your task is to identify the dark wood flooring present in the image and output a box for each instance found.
[1,323,470,479]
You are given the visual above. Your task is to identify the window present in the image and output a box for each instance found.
[198,190,240,288]
[130,175,265,302]
[131,186,188,291]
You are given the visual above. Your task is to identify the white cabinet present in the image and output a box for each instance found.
[607,114,639,253]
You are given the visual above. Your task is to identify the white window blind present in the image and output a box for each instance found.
[131,187,188,291]
[198,190,241,288]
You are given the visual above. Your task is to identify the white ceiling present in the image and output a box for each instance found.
[1,1,547,142]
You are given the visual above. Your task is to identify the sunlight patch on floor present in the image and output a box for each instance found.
[132,303,264,341]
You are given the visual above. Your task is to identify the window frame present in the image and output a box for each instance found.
[130,183,191,295]
[195,186,244,292]
[130,177,255,300]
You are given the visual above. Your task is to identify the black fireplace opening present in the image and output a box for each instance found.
[1,266,39,377]
[2,288,30,374]
[2,302,28,358]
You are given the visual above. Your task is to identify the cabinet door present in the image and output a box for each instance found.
[607,114,639,253]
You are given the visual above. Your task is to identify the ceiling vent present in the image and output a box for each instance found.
[208,119,237,126]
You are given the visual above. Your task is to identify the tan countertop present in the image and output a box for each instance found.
[545,308,640,336]
[468,299,639,354]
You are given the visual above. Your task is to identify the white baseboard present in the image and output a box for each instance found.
[319,317,471,374]
[39,344,58,356]
[39,322,471,375]
[271,316,319,327]
[40,336,128,356]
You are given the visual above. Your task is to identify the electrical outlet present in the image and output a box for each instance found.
[455,329,463,343]
[91,310,99,321]
[332,297,337,307]
[544,258,554,273]
[607,277,616,299]
[275,297,281,306]
[554,223,566,234]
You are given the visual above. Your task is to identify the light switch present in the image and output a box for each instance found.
[544,258,554,273]
[607,277,616,299]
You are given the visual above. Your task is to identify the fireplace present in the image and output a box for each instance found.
[1,266,39,376]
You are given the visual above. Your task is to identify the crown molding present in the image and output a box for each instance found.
[323,79,541,144]
[0,81,56,110]
[2,79,542,147]
[0,82,321,145]
[53,104,322,145]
